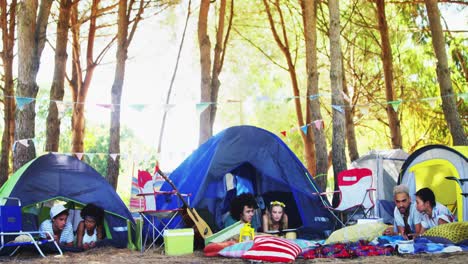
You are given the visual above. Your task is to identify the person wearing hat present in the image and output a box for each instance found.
[39,204,74,246]
[76,203,105,250]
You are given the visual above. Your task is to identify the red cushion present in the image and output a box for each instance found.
[203,241,236,257]
[241,236,301,263]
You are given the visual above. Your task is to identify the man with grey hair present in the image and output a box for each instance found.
[383,184,422,239]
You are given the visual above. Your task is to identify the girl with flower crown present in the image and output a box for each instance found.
[262,201,288,232]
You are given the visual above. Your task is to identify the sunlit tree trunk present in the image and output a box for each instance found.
[328,0,347,206]
[107,0,146,189]
[70,0,99,154]
[45,0,71,152]
[263,0,316,176]
[14,0,52,171]
[342,62,359,162]
[424,0,467,145]
[0,0,16,185]
[301,0,326,190]
[198,0,212,144]
[198,0,233,145]
[375,0,402,149]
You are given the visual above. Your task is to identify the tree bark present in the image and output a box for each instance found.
[376,0,402,149]
[0,0,16,185]
[342,62,359,162]
[45,0,72,152]
[14,0,52,171]
[70,0,99,154]
[263,0,316,177]
[424,0,467,145]
[301,0,327,191]
[106,0,128,189]
[198,0,212,145]
[328,0,347,206]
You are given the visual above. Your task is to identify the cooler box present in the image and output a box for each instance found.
[163,228,194,256]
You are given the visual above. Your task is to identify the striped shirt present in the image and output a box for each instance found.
[39,220,74,244]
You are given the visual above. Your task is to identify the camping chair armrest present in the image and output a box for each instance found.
[366,188,376,192]
[319,190,340,196]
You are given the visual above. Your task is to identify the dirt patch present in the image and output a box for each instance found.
[1,247,467,263]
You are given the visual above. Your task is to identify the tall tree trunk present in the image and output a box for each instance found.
[14,0,52,171]
[301,0,327,191]
[45,0,71,152]
[107,0,128,189]
[342,71,359,162]
[70,0,99,154]
[0,0,16,185]
[263,0,316,176]
[328,0,347,206]
[424,0,467,145]
[376,0,402,149]
[198,0,212,145]
[198,0,233,145]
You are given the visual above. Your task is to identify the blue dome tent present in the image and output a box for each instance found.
[0,153,135,248]
[159,125,334,238]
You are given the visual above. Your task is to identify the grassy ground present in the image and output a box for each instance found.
[1,247,467,263]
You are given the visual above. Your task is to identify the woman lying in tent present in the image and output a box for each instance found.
[262,200,296,239]
[415,187,454,234]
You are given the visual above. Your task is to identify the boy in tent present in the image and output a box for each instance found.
[39,204,74,246]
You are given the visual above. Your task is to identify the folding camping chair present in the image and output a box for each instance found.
[135,170,190,253]
[0,197,62,257]
[320,168,376,226]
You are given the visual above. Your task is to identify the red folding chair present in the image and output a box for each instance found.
[135,170,190,253]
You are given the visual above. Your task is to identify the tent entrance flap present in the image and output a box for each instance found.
[411,159,462,221]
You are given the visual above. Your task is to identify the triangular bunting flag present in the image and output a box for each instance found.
[359,105,370,115]
[129,104,146,112]
[314,120,323,130]
[423,97,438,109]
[301,125,308,135]
[285,97,294,103]
[458,92,468,102]
[331,105,344,113]
[389,99,402,112]
[341,91,351,102]
[15,97,35,110]
[256,95,269,102]
[110,153,118,161]
[196,102,210,114]
[309,94,320,100]
[280,131,287,137]
[18,139,29,147]
[96,103,113,110]
[75,153,84,160]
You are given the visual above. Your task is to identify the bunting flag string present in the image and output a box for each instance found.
[5,92,466,116]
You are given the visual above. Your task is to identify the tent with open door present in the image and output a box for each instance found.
[0,153,135,248]
[398,145,468,222]
[158,125,334,238]
[350,149,408,224]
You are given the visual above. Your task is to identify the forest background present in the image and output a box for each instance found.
[0,0,467,203]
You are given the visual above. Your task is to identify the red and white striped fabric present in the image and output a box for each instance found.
[241,236,301,263]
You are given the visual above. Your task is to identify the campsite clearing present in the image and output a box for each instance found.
[2,247,467,263]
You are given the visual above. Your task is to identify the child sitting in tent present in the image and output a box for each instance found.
[39,204,74,246]
[76,203,105,250]
[415,187,454,234]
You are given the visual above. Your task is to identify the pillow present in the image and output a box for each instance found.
[325,223,388,245]
[292,239,317,254]
[218,241,253,258]
[203,241,236,257]
[424,222,468,243]
[241,236,301,263]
